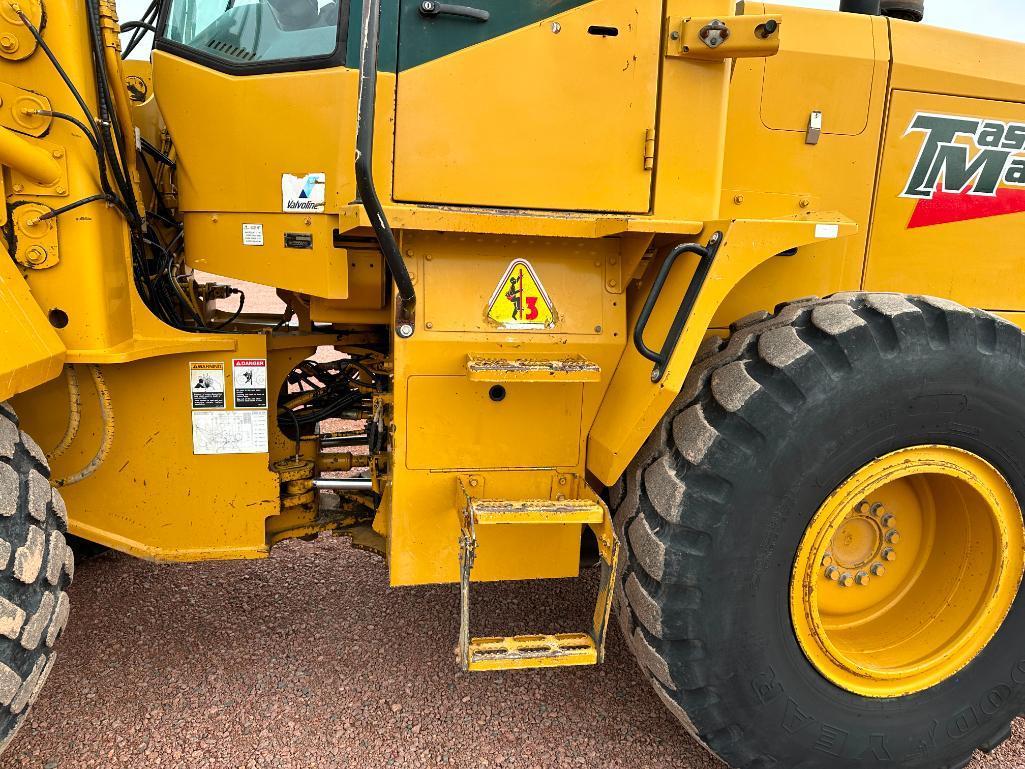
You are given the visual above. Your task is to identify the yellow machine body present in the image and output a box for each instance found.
[1,0,1024,600]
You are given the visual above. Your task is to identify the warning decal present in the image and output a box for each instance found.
[486,259,556,329]
[233,358,268,409]
[189,362,225,410]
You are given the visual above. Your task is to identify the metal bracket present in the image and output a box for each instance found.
[806,111,823,145]
[12,203,59,269]
[0,0,42,61]
[666,14,782,61]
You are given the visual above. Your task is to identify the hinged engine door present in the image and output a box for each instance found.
[393,0,661,213]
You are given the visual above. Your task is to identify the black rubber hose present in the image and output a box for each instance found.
[354,0,415,307]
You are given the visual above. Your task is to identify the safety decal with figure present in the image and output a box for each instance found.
[486,259,556,329]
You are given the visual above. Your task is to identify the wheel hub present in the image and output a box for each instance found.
[791,445,1024,698]
[822,501,900,588]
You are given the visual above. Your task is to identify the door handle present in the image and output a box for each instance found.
[419,1,490,22]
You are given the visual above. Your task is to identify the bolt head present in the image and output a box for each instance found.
[397,323,414,339]
[885,530,900,545]
[670,30,680,40]
[856,501,871,515]
[882,547,896,562]
[551,21,561,33]
[469,478,478,487]
[12,183,23,193]
[855,571,870,586]
[870,503,884,518]
[870,563,885,577]
[838,573,854,588]
[824,566,840,582]
[821,553,833,568]
[881,513,896,527]
[24,245,47,265]
[733,194,744,205]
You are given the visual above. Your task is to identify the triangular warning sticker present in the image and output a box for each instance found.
[486,259,556,329]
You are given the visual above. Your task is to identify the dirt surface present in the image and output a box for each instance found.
[0,539,1021,769]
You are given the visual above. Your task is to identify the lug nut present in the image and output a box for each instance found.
[855,571,870,586]
[881,513,896,527]
[856,501,870,515]
[870,503,884,518]
[824,566,841,582]
[870,563,885,577]
[838,573,854,588]
[821,553,833,568]
[885,530,900,545]
[882,547,896,562]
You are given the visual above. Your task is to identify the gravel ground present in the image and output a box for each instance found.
[0,538,1022,769]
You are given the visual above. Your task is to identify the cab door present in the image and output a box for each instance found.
[392,0,661,213]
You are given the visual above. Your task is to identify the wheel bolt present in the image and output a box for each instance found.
[824,566,841,582]
[856,501,870,515]
[885,530,900,545]
[855,571,870,586]
[881,513,896,527]
[870,503,885,518]
[838,573,854,588]
[870,563,885,577]
[882,547,896,562]
[822,553,833,568]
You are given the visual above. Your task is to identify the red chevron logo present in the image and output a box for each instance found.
[908,186,1025,229]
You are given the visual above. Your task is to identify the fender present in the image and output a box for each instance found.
[587,213,858,486]
[0,251,66,402]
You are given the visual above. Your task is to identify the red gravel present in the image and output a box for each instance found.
[0,535,1023,768]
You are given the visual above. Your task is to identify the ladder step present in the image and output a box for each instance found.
[470,498,604,526]
[467,633,598,671]
[466,354,600,383]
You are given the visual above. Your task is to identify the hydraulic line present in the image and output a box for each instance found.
[47,366,81,462]
[54,365,114,488]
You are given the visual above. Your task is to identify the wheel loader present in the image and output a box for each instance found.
[0,0,1024,764]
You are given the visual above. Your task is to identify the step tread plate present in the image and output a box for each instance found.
[466,355,601,383]
[470,498,604,525]
[467,633,598,671]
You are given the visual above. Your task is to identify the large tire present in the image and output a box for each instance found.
[0,402,73,753]
[612,293,1025,769]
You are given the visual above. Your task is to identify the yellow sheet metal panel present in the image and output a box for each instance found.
[11,337,313,562]
[760,6,878,136]
[0,253,66,402]
[406,377,583,469]
[864,90,1025,310]
[710,7,888,326]
[421,234,609,334]
[649,0,733,223]
[388,231,626,585]
[587,215,858,486]
[393,0,661,213]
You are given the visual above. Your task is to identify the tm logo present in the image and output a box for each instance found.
[902,113,1025,228]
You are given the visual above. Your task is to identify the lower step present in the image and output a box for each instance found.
[466,633,598,671]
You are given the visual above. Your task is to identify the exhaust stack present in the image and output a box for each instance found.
[880,0,924,22]
[839,0,880,14]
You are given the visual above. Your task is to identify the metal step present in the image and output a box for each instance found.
[454,478,619,673]
[466,633,598,672]
[470,497,604,526]
[465,354,600,383]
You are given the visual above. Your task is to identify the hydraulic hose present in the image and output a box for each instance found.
[354,0,416,311]
[47,366,82,462]
[54,365,114,488]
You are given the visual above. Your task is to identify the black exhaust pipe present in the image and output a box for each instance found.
[839,0,881,13]
[880,0,924,22]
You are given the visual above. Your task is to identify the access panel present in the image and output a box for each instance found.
[393,0,661,213]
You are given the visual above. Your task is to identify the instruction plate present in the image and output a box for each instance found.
[192,411,268,455]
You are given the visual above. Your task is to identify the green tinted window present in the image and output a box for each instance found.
[163,0,343,66]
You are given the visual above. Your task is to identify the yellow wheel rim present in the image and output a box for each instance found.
[791,446,1025,698]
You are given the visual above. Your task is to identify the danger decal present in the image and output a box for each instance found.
[902,112,1025,228]
[233,359,268,409]
[486,259,556,329]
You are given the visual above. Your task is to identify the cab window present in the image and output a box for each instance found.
[161,0,346,71]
